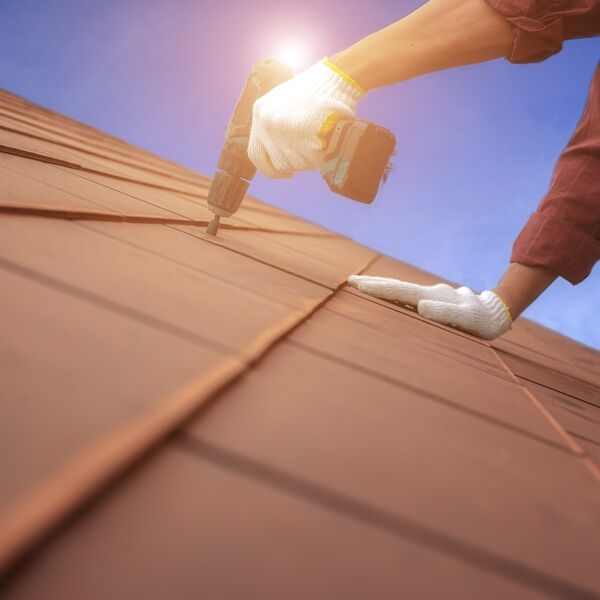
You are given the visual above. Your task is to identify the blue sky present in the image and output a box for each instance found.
[2,0,599,349]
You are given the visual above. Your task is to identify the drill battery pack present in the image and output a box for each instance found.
[320,119,396,204]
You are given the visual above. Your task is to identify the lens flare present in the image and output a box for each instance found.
[275,43,306,71]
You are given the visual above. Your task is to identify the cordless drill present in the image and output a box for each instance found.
[206,58,396,235]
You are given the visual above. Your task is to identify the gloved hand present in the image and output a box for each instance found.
[248,58,365,179]
[347,276,512,340]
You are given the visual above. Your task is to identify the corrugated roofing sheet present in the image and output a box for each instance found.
[1,89,599,600]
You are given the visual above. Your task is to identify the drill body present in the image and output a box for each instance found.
[206,59,396,235]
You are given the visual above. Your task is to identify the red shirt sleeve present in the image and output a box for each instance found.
[484,0,600,63]
[510,62,600,284]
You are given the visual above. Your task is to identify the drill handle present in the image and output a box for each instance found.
[217,58,294,181]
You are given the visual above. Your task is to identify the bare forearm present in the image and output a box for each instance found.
[331,0,514,90]
[493,263,557,320]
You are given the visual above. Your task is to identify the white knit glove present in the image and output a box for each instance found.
[347,276,512,340]
[248,58,364,179]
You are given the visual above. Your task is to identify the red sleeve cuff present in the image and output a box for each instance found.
[511,212,600,284]
[484,0,565,63]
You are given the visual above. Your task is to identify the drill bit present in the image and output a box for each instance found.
[206,215,220,236]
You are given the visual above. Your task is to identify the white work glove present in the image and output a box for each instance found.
[248,58,365,178]
[347,276,512,340]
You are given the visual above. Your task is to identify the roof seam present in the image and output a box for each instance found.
[176,436,597,600]
[497,348,600,391]
[0,90,199,171]
[0,145,210,198]
[74,220,332,307]
[498,338,578,369]
[0,355,247,578]
[55,164,294,223]
[342,288,490,347]
[166,224,334,290]
[0,110,205,181]
[0,161,199,221]
[0,255,242,357]
[490,347,600,486]
[567,431,600,449]
[1,144,326,224]
[286,338,579,456]
[514,375,600,409]
[0,205,336,237]
[318,304,517,383]
[0,251,377,576]
[0,124,207,188]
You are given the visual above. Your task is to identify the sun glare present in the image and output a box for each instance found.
[275,43,307,71]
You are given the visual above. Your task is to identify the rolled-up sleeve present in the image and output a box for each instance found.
[510,62,600,284]
[484,0,600,63]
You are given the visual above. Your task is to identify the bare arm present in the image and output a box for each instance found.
[493,263,557,321]
[331,0,515,90]
[338,1,561,330]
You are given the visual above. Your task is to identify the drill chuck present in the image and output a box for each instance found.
[207,171,250,218]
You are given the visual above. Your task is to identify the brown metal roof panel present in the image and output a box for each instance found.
[185,341,600,593]
[230,200,341,235]
[240,194,317,220]
[0,216,326,358]
[0,263,239,516]
[495,323,600,382]
[500,318,600,383]
[518,377,600,466]
[74,175,210,222]
[0,92,211,183]
[0,109,210,187]
[2,87,599,598]
[1,127,108,170]
[81,221,330,311]
[170,224,376,289]
[361,253,456,286]
[0,91,117,141]
[0,100,360,237]
[0,94,210,187]
[0,92,101,141]
[492,335,600,397]
[0,151,319,231]
[333,290,504,376]
[1,162,121,214]
[289,293,571,449]
[363,252,600,362]
[0,154,204,221]
[0,214,346,570]
[339,287,501,367]
[0,127,205,197]
[495,348,600,408]
[3,446,554,600]
[493,335,591,383]
[0,153,329,237]
[362,255,600,390]
[42,167,212,222]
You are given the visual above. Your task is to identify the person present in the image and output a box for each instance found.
[247,0,600,340]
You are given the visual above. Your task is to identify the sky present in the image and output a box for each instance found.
[1,0,599,349]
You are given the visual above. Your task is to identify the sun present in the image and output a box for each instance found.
[275,43,307,71]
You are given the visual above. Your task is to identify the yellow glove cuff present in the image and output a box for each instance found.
[321,57,366,95]
[490,291,513,325]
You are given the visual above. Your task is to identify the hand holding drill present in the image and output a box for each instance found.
[248,58,364,178]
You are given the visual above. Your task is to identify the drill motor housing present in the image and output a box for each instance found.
[207,58,396,226]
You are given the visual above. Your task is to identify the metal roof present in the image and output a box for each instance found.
[1,89,599,599]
